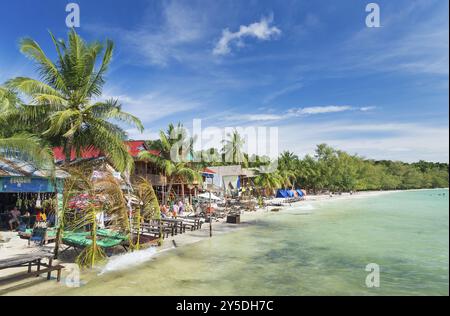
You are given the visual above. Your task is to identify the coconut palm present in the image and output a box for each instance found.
[138,123,198,203]
[139,154,200,204]
[3,29,143,172]
[278,168,297,189]
[131,177,161,248]
[0,133,54,167]
[222,130,247,165]
[278,151,299,170]
[55,167,130,267]
[0,87,54,167]
[254,169,283,197]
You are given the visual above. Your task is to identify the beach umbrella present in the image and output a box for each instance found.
[197,192,222,201]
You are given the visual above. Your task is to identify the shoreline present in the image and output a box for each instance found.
[1,188,447,295]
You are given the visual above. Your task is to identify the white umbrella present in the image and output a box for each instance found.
[197,192,222,201]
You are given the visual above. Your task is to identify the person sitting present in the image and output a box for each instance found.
[185,202,194,215]
[36,208,47,222]
[47,212,56,226]
[8,207,21,231]
[160,204,168,218]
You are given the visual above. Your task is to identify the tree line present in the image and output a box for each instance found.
[277,144,448,193]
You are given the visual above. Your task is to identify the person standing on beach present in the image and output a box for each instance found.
[172,203,179,218]
[178,200,184,216]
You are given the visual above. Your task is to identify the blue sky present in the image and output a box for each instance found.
[0,0,448,162]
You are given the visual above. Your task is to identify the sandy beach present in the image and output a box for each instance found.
[0,189,404,295]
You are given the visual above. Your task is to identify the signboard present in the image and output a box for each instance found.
[0,177,63,193]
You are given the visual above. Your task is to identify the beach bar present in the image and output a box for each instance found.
[0,157,68,230]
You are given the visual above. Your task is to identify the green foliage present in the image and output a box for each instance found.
[59,167,130,268]
[139,123,202,204]
[1,30,143,173]
[277,145,448,193]
[222,130,247,166]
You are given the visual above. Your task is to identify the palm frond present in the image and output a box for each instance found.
[19,38,68,92]
[0,132,54,168]
[89,99,144,131]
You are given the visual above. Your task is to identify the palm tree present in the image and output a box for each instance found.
[55,167,131,267]
[278,168,297,189]
[0,133,54,167]
[0,87,54,167]
[278,151,298,170]
[3,30,143,172]
[138,123,197,204]
[222,130,247,165]
[254,168,283,197]
[139,153,200,204]
[132,177,161,248]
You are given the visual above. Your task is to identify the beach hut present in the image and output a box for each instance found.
[0,157,69,229]
[207,165,242,197]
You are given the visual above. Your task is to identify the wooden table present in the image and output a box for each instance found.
[0,251,64,282]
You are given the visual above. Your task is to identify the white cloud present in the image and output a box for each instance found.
[263,82,304,104]
[222,105,378,124]
[213,16,281,56]
[360,106,377,112]
[102,89,201,124]
[225,113,283,122]
[125,128,159,141]
[289,105,352,116]
[87,1,208,66]
[278,121,449,163]
[343,2,449,76]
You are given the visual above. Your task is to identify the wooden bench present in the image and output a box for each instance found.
[140,222,171,239]
[0,252,64,283]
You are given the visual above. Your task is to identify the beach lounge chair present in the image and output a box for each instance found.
[19,227,57,244]
[61,229,130,254]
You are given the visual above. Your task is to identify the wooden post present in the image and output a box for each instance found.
[53,179,64,259]
[46,258,52,280]
[181,183,185,203]
[209,190,212,237]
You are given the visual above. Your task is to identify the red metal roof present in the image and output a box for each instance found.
[202,167,216,174]
[124,140,147,157]
[53,140,160,162]
[52,147,102,162]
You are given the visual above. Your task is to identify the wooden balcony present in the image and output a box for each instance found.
[132,172,166,186]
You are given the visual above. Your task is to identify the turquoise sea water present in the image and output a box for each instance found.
[22,189,450,295]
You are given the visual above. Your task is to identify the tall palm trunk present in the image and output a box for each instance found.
[165,178,174,205]
[181,182,185,202]
[63,130,75,167]
[90,211,98,267]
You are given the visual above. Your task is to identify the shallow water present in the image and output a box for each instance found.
[23,190,450,295]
